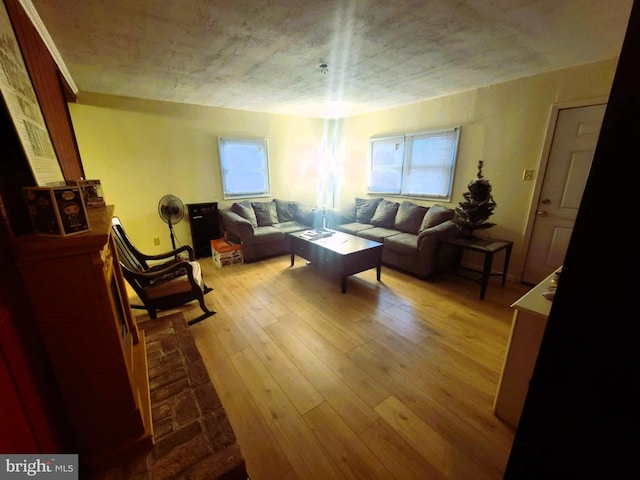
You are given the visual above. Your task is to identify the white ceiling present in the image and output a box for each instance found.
[29,0,633,118]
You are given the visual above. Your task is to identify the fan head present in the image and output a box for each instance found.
[158,194,184,224]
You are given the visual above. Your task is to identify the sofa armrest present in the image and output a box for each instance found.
[219,210,255,243]
[417,220,458,249]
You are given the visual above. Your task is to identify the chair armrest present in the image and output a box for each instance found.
[139,245,195,262]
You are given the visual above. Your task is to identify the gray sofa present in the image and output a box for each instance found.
[327,197,459,278]
[219,199,321,262]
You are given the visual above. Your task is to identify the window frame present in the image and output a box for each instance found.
[218,137,271,200]
[368,126,460,201]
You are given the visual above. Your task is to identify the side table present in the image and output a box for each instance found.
[433,236,513,299]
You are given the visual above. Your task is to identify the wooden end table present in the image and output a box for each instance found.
[433,236,513,299]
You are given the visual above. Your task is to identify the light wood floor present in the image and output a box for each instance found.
[140,255,530,480]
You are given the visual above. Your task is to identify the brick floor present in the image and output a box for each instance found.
[94,313,247,480]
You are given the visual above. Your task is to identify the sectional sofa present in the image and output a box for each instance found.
[219,197,459,279]
[219,199,321,262]
[327,197,459,278]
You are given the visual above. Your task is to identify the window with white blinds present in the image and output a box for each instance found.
[369,127,460,200]
[218,137,271,199]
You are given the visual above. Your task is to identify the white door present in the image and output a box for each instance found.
[522,104,606,284]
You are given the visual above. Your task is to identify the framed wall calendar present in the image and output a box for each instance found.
[0,1,64,186]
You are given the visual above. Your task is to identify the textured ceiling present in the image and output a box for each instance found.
[30,0,633,118]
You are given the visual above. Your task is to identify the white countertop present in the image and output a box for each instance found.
[511,268,561,317]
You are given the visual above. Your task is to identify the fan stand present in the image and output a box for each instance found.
[168,218,176,250]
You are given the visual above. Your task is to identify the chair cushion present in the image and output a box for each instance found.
[144,261,203,299]
[274,199,298,222]
[355,197,382,223]
[420,205,454,231]
[231,200,258,227]
[394,201,428,234]
[252,201,279,226]
[370,199,399,228]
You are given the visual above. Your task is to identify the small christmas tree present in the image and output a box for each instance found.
[453,161,497,238]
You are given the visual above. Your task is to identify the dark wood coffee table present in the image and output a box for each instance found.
[288,229,383,293]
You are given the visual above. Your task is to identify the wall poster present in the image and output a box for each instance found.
[0,1,64,186]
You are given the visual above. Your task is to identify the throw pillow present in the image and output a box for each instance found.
[274,199,298,222]
[230,200,258,227]
[294,205,316,226]
[355,197,382,223]
[370,199,400,228]
[252,201,279,226]
[394,201,428,234]
[420,204,454,231]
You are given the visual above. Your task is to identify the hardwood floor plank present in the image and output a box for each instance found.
[347,342,512,477]
[265,321,379,434]
[233,315,324,415]
[193,330,291,480]
[361,419,445,480]
[277,290,362,353]
[230,348,344,479]
[303,402,393,479]
[375,396,494,480]
[278,312,391,409]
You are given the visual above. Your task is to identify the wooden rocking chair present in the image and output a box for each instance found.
[111,216,215,326]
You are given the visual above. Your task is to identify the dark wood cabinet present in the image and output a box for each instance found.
[187,202,220,258]
[12,207,153,471]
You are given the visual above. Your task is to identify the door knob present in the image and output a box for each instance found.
[536,210,548,217]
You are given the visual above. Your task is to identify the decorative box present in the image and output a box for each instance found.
[23,186,90,236]
[68,179,106,208]
[211,239,243,267]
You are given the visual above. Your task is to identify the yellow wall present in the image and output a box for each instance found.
[70,59,617,278]
[70,96,325,251]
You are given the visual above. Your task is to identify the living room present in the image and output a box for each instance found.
[71,58,617,282]
[2,0,640,479]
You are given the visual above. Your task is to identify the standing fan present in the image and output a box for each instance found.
[158,194,185,249]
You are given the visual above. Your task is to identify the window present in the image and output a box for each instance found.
[369,127,460,200]
[218,137,270,199]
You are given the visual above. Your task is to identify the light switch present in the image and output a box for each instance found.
[522,169,534,181]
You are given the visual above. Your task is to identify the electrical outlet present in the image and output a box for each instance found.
[522,169,534,181]
[153,237,160,246]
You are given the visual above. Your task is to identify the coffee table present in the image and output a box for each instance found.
[288,229,383,293]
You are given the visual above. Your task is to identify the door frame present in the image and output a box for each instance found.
[519,96,609,282]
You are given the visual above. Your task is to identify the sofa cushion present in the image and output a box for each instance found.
[252,226,285,245]
[273,221,308,234]
[385,232,419,256]
[274,199,298,222]
[357,226,401,243]
[370,199,399,228]
[335,222,375,235]
[394,201,428,234]
[294,205,316,226]
[231,200,258,227]
[252,201,279,226]
[420,205,454,231]
[355,197,382,223]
